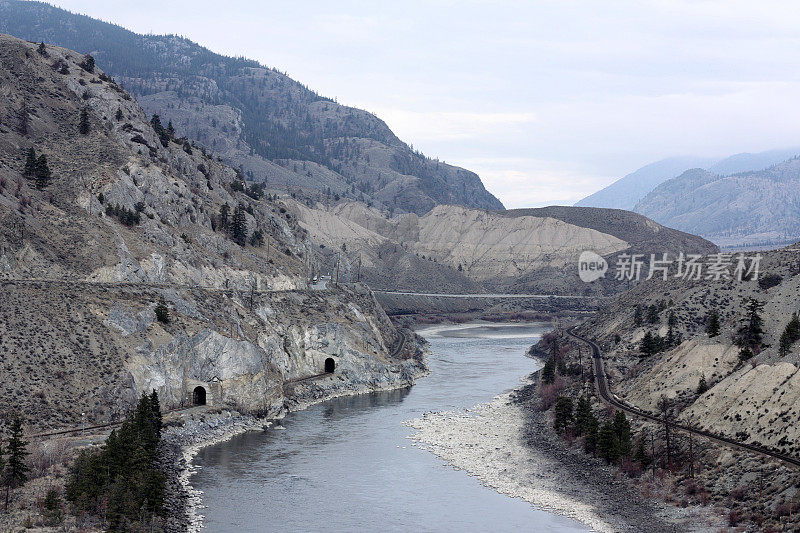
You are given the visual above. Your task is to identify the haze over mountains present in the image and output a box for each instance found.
[0,0,503,216]
[577,148,800,246]
[576,148,800,211]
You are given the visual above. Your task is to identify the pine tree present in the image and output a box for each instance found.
[6,415,30,502]
[706,309,720,337]
[115,108,123,121]
[597,420,619,463]
[219,203,230,230]
[154,300,170,324]
[18,100,29,136]
[696,373,708,394]
[553,396,574,433]
[736,298,764,355]
[79,53,95,73]
[633,305,643,327]
[150,389,162,440]
[541,356,556,384]
[779,313,800,356]
[574,396,593,436]
[34,154,52,189]
[37,42,47,56]
[647,304,660,324]
[612,411,632,457]
[23,147,36,177]
[79,107,90,134]
[231,205,248,246]
[584,414,599,454]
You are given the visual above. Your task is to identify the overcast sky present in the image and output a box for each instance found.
[45,1,800,208]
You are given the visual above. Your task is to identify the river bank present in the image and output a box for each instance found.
[406,377,722,533]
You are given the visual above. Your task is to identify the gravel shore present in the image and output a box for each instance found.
[406,378,721,533]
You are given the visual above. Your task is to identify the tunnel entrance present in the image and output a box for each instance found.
[324,358,336,373]
[193,386,207,406]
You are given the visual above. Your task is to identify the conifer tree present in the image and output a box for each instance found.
[115,108,123,121]
[705,309,720,337]
[37,42,47,56]
[150,389,162,439]
[79,107,90,134]
[574,396,593,436]
[219,203,230,230]
[696,373,708,394]
[612,411,632,457]
[541,356,556,384]
[6,415,30,504]
[584,414,599,454]
[231,205,248,246]
[633,305,643,327]
[18,100,29,136]
[553,396,574,433]
[79,53,95,73]
[23,147,36,177]
[597,420,618,463]
[34,154,51,189]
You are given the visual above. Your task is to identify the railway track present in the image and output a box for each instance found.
[566,328,800,469]
[28,404,204,440]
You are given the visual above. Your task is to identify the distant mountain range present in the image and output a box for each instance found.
[634,158,800,247]
[0,0,503,215]
[576,148,800,211]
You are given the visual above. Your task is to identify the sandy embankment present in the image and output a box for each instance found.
[405,384,719,533]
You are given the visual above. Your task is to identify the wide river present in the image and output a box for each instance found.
[191,322,591,532]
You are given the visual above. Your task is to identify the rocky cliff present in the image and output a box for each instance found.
[0,33,425,432]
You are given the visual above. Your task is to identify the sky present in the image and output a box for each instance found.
[42,1,800,208]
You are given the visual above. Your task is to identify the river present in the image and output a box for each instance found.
[191,322,591,532]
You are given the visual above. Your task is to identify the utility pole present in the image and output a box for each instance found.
[357,252,362,283]
[334,253,340,287]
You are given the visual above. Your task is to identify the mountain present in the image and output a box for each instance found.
[706,148,800,175]
[293,202,717,296]
[574,157,715,210]
[0,0,503,216]
[576,148,800,211]
[0,32,425,439]
[634,159,800,247]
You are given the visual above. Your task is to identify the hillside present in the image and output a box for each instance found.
[292,202,717,295]
[574,156,714,211]
[634,159,800,247]
[0,33,425,433]
[576,148,800,212]
[0,0,503,216]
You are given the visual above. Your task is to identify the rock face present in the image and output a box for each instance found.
[293,201,716,295]
[0,280,424,432]
[0,34,426,432]
[634,159,800,247]
[0,0,503,216]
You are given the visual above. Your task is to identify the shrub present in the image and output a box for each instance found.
[758,273,782,290]
[154,300,170,324]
